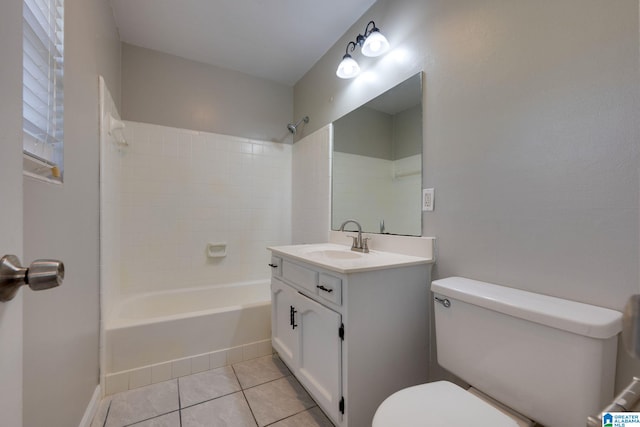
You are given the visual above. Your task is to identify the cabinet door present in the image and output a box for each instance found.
[295,293,342,423]
[271,279,297,368]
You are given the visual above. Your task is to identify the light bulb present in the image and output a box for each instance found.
[361,30,390,57]
[336,55,360,79]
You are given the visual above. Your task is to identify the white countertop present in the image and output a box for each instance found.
[268,243,433,274]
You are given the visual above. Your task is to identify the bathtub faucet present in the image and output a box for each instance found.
[338,219,369,253]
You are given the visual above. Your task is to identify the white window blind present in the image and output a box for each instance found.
[23,0,64,177]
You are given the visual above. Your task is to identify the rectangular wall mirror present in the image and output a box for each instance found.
[332,72,423,236]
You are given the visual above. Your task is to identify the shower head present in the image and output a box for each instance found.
[287,116,309,135]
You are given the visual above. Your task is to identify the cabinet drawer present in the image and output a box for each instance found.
[282,260,318,293]
[317,273,342,305]
[269,256,282,277]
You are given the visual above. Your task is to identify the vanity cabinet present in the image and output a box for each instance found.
[272,277,343,422]
[269,246,432,427]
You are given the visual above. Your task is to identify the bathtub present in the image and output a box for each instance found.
[103,280,272,395]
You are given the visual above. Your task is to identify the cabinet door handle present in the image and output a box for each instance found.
[268,263,278,268]
[317,285,333,293]
[290,305,298,329]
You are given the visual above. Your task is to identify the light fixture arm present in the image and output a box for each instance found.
[364,21,378,40]
[345,41,358,56]
[355,21,379,46]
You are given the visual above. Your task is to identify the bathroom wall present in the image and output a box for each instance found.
[121,43,293,143]
[294,0,640,390]
[103,121,292,300]
[21,0,122,426]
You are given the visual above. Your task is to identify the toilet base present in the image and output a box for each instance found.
[467,387,533,427]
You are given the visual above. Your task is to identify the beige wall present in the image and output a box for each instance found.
[22,0,121,425]
[121,43,293,143]
[295,0,640,390]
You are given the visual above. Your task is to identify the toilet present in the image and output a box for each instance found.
[373,277,622,427]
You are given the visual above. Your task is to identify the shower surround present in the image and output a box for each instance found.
[99,78,292,394]
[111,120,291,294]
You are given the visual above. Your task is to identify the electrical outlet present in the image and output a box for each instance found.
[423,188,434,211]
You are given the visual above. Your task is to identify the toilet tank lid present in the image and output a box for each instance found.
[431,277,622,339]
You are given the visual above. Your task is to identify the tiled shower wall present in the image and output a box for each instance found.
[105,121,292,301]
[100,77,124,320]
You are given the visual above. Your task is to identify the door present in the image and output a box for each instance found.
[0,126,24,421]
[0,0,24,422]
[295,292,342,423]
[271,278,297,368]
[0,0,24,425]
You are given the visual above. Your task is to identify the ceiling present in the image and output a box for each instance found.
[110,0,378,86]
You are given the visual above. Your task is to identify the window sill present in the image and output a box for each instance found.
[23,152,62,184]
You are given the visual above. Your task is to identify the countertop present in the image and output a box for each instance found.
[268,243,433,274]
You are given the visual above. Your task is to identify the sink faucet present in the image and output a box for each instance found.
[338,219,369,253]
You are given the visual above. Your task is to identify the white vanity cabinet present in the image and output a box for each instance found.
[268,245,433,427]
[271,260,343,423]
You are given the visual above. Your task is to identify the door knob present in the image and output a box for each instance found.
[0,255,64,302]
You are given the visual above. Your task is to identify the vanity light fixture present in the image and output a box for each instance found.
[336,20,390,79]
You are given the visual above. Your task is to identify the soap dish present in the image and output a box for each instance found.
[206,242,227,258]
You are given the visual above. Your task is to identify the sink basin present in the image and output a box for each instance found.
[305,249,363,260]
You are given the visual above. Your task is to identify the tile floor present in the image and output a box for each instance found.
[91,355,335,427]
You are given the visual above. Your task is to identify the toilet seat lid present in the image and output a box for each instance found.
[372,381,520,427]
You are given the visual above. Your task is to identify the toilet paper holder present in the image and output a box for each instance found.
[0,255,64,302]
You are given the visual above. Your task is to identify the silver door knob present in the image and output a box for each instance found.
[0,255,64,302]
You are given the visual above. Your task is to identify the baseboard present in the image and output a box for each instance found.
[78,385,101,427]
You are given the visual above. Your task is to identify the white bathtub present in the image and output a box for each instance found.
[104,280,272,394]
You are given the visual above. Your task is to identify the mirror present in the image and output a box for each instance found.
[332,72,423,236]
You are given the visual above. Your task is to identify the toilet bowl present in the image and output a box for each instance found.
[372,277,622,427]
[373,381,531,427]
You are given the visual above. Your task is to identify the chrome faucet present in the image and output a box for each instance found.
[339,219,369,253]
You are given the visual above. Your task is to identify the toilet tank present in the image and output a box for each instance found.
[432,277,622,427]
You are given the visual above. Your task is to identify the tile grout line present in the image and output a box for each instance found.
[232,364,260,427]
[262,405,323,427]
[177,377,183,427]
[122,410,181,427]
[120,379,180,427]
[240,372,294,393]
[101,400,112,427]
[180,389,243,411]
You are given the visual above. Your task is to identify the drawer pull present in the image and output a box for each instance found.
[268,263,278,268]
[317,285,333,293]
[290,305,298,329]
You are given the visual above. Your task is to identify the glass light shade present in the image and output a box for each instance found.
[361,30,390,57]
[336,55,360,79]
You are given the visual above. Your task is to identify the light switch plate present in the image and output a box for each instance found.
[423,188,434,211]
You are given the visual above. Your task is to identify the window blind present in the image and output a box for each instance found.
[23,0,64,170]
